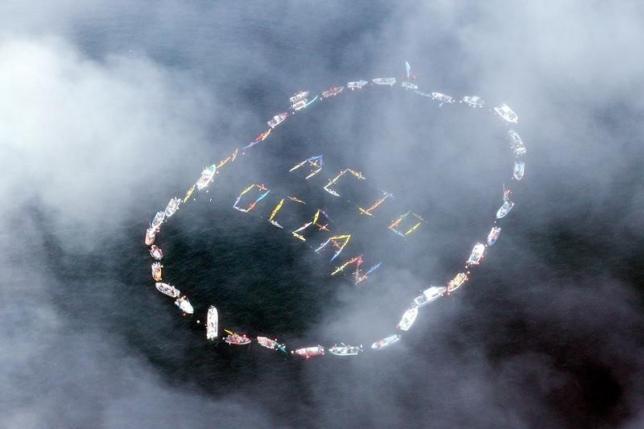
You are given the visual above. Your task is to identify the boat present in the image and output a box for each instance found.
[371,334,400,350]
[151,211,165,230]
[206,306,218,340]
[144,227,156,246]
[267,112,289,128]
[289,91,309,104]
[149,245,163,260]
[196,164,217,190]
[164,197,181,218]
[347,80,368,90]
[461,95,485,108]
[507,130,527,156]
[413,285,446,307]
[486,226,502,246]
[397,307,419,332]
[321,86,344,98]
[292,95,319,111]
[447,272,469,293]
[292,345,325,359]
[224,330,251,346]
[372,77,396,86]
[151,262,163,281]
[174,296,194,314]
[494,103,519,123]
[496,200,515,219]
[513,161,525,181]
[431,92,455,105]
[466,242,486,266]
[256,336,287,353]
[155,282,180,298]
[401,81,418,90]
[328,343,363,356]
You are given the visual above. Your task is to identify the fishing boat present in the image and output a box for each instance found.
[372,77,396,86]
[513,161,525,181]
[174,296,194,314]
[145,227,156,246]
[206,306,218,340]
[461,95,485,108]
[151,262,163,281]
[413,286,446,307]
[347,80,368,90]
[196,164,217,190]
[224,330,251,346]
[397,307,419,332]
[494,103,519,123]
[149,245,163,261]
[267,112,289,128]
[371,334,400,350]
[447,272,469,293]
[292,345,325,359]
[164,197,181,218]
[486,226,502,246]
[466,242,486,266]
[328,343,362,356]
[508,130,527,156]
[321,86,344,98]
[256,336,287,353]
[155,282,180,298]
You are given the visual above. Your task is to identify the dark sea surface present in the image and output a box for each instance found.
[4,1,644,428]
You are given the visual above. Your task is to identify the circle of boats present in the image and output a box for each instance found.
[144,63,527,360]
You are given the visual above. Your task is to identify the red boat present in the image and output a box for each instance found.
[292,345,325,359]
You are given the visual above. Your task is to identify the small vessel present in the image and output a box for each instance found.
[447,272,469,293]
[151,262,163,281]
[196,164,217,190]
[461,95,485,108]
[371,334,400,350]
[164,197,181,218]
[496,200,515,219]
[144,227,156,246]
[155,282,180,298]
[372,77,396,86]
[149,245,163,261]
[321,86,344,98]
[397,307,419,332]
[507,130,527,156]
[347,80,368,90]
[289,91,309,104]
[256,336,287,353]
[413,286,447,307]
[292,345,325,359]
[431,92,455,105]
[224,330,251,346]
[151,211,165,230]
[400,81,418,90]
[206,306,218,340]
[513,160,525,181]
[486,226,502,246]
[292,95,319,111]
[267,112,289,128]
[494,103,519,123]
[328,343,363,356]
[174,296,194,314]
[466,242,486,266]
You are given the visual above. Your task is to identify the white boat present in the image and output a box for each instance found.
[145,227,156,246]
[486,226,502,246]
[267,112,289,128]
[206,306,218,340]
[257,336,277,349]
[494,103,519,123]
[413,286,447,307]
[347,80,368,90]
[401,81,418,90]
[321,86,344,98]
[164,197,181,218]
[174,296,194,314]
[431,92,455,105]
[397,307,419,332]
[461,95,485,108]
[372,77,396,86]
[196,164,217,190]
[224,331,251,346]
[289,91,309,104]
[496,200,515,219]
[513,160,525,181]
[508,130,527,156]
[466,242,486,266]
[447,272,469,293]
[155,282,180,298]
[292,95,318,111]
[151,262,163,281]
[151,211,165,230]
[371,334,400,350]
[149,245,163,260]
[292,345,325,359]
[328,343,363,356]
